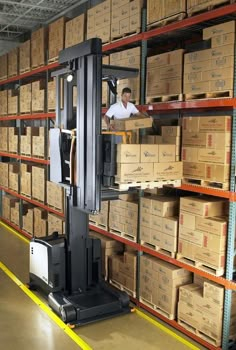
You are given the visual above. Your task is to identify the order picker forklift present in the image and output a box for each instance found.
[29,38,139,325]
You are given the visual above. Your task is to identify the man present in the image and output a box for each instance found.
[104,87,143,130]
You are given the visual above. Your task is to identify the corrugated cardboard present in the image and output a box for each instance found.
[179,211,196,230]
[116,144,140,163]
[203,20,235,40]
[153,161,182,181]
[203,281,225,307]
[197,148,230,165]
[195,216,227,236]
[140,144,159,163]
[112,116,153,131]
[116,163,153,182]
[199,116,231,133]
[180,196,226,217]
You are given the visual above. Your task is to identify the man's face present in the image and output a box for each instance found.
[121,92,131,104]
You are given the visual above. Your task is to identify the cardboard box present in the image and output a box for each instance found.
[179,226,204,246]
[152,196,179,217]
[182,147,199,162]
[195,216,227,236]
[180,196,226,217]
[2,195,19,221]
[182,132,231,148]
[153,161,183,181]
[160,233,177,252]
[199,116,231,132]
[47,181,65,213]
[184,49,212,64]
[203,20,235,40]
[183,161,206,179]
[184,81,210,94]
[162,126,181,137]
[184,60,211,74]
[203,231,226,253]
[8,127,19,154]
[210,78,233,92]
[147,49,184,68]
[162,217,178,237]
[0,162,9,188]
[20,163,32,197]
[211,55,234,70]
[34,207,48,238]
[203,281,224,307]
[9,163,20,192]
[23,207,34,235]
[150,229,162,247]
[48,213,64,235]
[116,163,153,182]
[152,289,178,315]
[116,144,140,163]
[140,144,159,163]
[178,301,202,329]
[32,166,46,202]
[179,284,203,307]
[151,214,163,231]
[140,225,151,242]
[112,116,153,131]
[153,258,191,279]
[182,117,200,132]
[158,144,176,163]
[205,164,230,183]
[197,148,230,165]
[179,211,196,230]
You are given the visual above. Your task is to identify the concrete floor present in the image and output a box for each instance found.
[0,223,206,350]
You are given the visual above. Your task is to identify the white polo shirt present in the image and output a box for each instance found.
[105,101,139,119]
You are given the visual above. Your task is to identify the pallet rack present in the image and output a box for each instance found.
[0,3,236,350]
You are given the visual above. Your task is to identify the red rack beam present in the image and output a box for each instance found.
[0,62,59,86]
[0,152,50,165]
[0,112,56,121]
[0,186,64,218]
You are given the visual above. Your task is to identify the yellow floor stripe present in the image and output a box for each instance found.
[135,309,200,350]
[0,221,29,245]
[1,220,200,349]
[0,261,92,350]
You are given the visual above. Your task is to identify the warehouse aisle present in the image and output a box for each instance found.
[0,224,206,350]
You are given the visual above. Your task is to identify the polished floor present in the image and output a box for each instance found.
[0,223,206,350]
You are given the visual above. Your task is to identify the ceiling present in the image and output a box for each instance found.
[0,0,87,54]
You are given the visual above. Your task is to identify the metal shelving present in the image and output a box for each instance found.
[0,3,235,350]
[0,152,50,165]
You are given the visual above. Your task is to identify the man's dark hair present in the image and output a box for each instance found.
[122,87,131,94]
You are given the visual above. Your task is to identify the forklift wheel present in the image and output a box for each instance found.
[131,307,136,313]
[67,323,76,329]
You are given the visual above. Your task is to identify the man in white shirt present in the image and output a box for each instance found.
[104,87,142,130]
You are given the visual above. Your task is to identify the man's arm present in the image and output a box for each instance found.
[131,104,148,118]
[104,114,114,130]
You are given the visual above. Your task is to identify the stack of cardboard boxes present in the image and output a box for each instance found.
[0,127,8,151]
[21,127,40,156]
[2,194,19,222]
[140,254,192,319]
[8,127,18,153]
[31,27,47,69]
[178,196,228,274]
[184,21,235,97]
[8,89,18,115]
[22,204,34,234]
[0,54,7,81]
[8,47,18,78]
[147,0,186,27]
[109,249,137,295]
[89,201,109,229]
[32,165,46,203]
[65,14,85,48]
[21,163,32,197]
[109,198,138,241]
[178,278,235,345]
[111,0,143,40]
[19,40,31,74]
[87,0,111,44]
[9,163,20,192]
[187,0,232,16]
[34,207,48,237]
[182,115,231,189]
[0,162,9,188]
[110,47,141,104]
[48,212,65,235]
[47,181,65,213]
[20,83,31,114]
[140,196,179,255]
[89,230,123,280]
[115,142,182,184]
[32,127,46,158]
[0,91,8,116]
[146,49,184,102]
[48,17,66,62]
[31,81,45,113]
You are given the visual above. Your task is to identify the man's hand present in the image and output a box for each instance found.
[108,124,116,131]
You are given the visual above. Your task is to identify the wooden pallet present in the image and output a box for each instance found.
[184,90,233,101]
[0,76,7,81]
[89,220,108,231]
[21,192,31,199]
[8,74,18,78]
[111,29,141,42]
[183,177,229,191]
[31,63,45,70]
[188,0,235,17]
[147,12,186,30]
[146,94,183,103]
[48,204,64,213]
[141,240,176,258]
[32,110,45,114]
[114,179,181,191]
[178,319,221,347]
[109,228,137,242]
[48,56,59,64]
[109,279,136,298]
[139,296,175,320]
[176,253,224,276]
[32,197,45,204]
[19,68,31,74]
[21,152,31,157]
[20,112,32,115]
[32,154,46,159]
